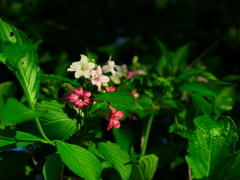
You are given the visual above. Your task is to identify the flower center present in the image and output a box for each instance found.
[81,65,88,71]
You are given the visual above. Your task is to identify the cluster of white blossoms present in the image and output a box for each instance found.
[67,55,118,91]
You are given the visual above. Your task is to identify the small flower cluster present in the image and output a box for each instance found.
[61,87,92,109]
[62,55,124,130]
[67,55,118,91]
[109,56,146,84]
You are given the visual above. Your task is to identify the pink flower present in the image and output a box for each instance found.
[90,65,110,91]
[61,87,92,109]
[126,70,139,79]
[105,86,116,92]
[105,103,124,130]
[61,91,73,103]
[197,77,207,82]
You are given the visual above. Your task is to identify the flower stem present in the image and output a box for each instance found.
[28,102,53,145]
[141,112,155,156]
[35,117,53,145]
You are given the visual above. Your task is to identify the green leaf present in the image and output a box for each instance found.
[0,18,40,105]
[34,100,77,141]
[139,154,158,180]
[155,39,171,76]
[179,81,217,97]
[148,145,177,169]
[95,91,135,111]
[89,101,108,115]
[43,153,63,180]
[1,98,43,126]
[0,81,17,97]
[185,93,213,129]
[214,85,236,115]
[56,140,101,180]
[172,43,190,74]
[221,151,240,180]
[112,125,134,154]
[40,74,80,87]
[0,151,30,179]
[98,141,132,180]
[174,69,202,84]
[130,163,144,180]
[169,123,192,140]
[186,115,238,179]
[2,41,40,66]
[0,129,46,150]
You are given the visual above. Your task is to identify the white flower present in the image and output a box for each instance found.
[116,64,128,78]
[67,55,95,78]
[102,56,118,76]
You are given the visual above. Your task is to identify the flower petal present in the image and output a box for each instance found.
[112,120,120,129]
[80,56,88,64]
[100,75,110,83]
[87,62,96,70]
[75,70,83,78]
[114,111,124,119]
[83,70,91,78]
[102,65,110,73]
[96,65,103,76]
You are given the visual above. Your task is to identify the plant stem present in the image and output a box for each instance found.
[141,112,155,156]
[28,103,53,145]
[35,117,53,145]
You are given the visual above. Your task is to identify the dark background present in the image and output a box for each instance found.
[1,0,240,78]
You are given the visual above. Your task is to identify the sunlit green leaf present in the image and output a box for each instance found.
[139,154,158,180]
[34,100,77,141]
[186,115,238,179]
[95,91,135,111]
[56,140,101,180]
[130,163,144,180]
[98,141,132,180]
[1,98,43,126]
[0,18,40,105]
[0,129,46,150]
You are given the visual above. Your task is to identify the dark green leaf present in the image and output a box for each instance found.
[185,93,212,129]
[172,43,190,74]
[0,151,30,179]
[179,81,217,97]
[56,140,101,180]
[40,74,80,87]
[113,125,133,154]
[0,81,17,97]
[155,39,171,76]
[43,153,63,180]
